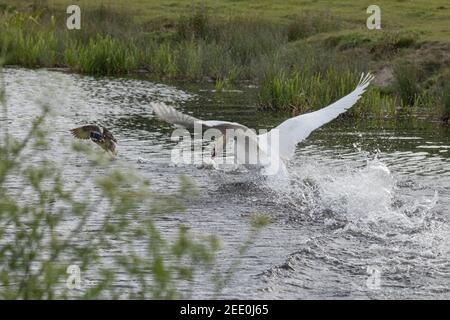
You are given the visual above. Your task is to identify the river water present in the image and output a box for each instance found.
[2,68,449,299]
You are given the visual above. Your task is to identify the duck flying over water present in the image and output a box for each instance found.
[70,125,118,157]
[152,73,374,174]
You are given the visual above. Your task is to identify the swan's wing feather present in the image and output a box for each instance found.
[265,73,374,160]
[202,121,249,132]
[151,102,204,129]
[151,102,248,132]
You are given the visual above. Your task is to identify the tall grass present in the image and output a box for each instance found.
[0,10,58,67]
[147,42,178,77]
[66,35,139,75]
[176,3,211,41]
[393,61,421,106]
[436,74,450,121]
[258,68,402,118]
[286,11,341,42]
[177,40,202,80]
[4,30,57,67]
[0,3,447,120]
[259,68,359,113]
[0,4,317,79]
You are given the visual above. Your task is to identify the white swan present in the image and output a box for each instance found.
[151,73,374,175]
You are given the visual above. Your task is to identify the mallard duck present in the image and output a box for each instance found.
[70,125,118,157]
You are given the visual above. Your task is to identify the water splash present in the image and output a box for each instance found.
[261,152,443,239]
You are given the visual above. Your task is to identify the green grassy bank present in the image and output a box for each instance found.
[0,1,449,120]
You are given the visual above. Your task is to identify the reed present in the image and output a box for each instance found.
[393,61,421,107]
[258,68,402,119]
[259,68,357,113]
[436,77,450,121]
[64,35,138,75]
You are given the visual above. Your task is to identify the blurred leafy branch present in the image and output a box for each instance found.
[0,65,269,299]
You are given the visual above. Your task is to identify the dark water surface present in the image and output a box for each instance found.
[2,68,449,299]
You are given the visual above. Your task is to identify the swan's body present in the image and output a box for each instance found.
[152,73,374,174]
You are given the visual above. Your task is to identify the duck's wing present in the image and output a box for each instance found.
[70,125,102,140]
[102,127,117,143]
[259,73,374,161]
[151,102,249,132]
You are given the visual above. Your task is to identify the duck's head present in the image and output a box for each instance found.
[107,141,118,157]
[103,140,117,157]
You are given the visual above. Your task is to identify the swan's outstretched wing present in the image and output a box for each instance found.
[261,73,374,161]
[151,102,203,129]
[151,102,248,132]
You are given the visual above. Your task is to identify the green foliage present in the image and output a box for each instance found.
[176,3,211,41]
[393,61,421,107]
[258,67,402,119]
[0,3,447,119]
[443,85,450,119]
[177,40,203,80]
[259,68,358,114]
[67,35,139,76]
[0,11,58,67]
[286,11,341,42]
[214,77,228,92]
[434,72,450,120]
[147,43,178,77]
[321,31,416,56]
